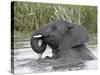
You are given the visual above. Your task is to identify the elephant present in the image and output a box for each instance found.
[30,20,94,60]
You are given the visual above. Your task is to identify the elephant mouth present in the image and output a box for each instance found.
[38,39,42,47]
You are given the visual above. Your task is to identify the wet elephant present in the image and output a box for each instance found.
[30,20,93,60]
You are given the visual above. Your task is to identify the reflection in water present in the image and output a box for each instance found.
[13,41,97,74]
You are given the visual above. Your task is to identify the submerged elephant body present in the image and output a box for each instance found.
[30,20,93,60]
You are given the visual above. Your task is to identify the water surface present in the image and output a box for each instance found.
[13,40,97,74]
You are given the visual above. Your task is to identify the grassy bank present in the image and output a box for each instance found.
[13,1,97,35]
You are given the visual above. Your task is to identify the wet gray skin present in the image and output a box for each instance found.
[30,20,93,60]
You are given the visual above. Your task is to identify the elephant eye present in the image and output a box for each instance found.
[51,25,57,31]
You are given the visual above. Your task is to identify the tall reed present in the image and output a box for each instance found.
[13,2,97,34]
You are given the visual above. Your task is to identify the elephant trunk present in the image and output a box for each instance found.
[31,33,47,59]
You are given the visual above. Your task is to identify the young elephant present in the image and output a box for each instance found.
[31,20,93,60]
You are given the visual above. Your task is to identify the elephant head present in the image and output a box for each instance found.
[30,20,89,59]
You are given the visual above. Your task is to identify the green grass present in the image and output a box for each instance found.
[13,1,97,36]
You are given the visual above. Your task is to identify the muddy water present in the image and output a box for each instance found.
[13,40,97,74]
